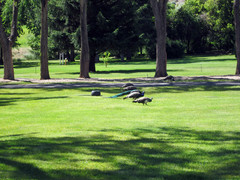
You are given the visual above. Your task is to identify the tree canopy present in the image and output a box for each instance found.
[0,0,239,79]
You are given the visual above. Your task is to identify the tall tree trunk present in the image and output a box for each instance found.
[2,43,14,79]
[0,0,19,80]
[150,0,168,77]
[80,0,90,78]
[40,0,50,79]
[234,0,240,75]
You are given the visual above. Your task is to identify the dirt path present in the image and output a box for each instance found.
[1,81,240,89]
[0,75,240,83]
[0,75,240,89]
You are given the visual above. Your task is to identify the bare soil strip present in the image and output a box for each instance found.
[0,75,240,89]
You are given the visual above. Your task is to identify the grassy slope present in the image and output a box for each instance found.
[1,86,240,179]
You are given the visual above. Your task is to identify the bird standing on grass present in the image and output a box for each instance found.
[123,91,145,100]
[133,97,153,105]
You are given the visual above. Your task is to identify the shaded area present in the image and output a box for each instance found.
[13,60,57,69]
[1,85,240,107]
[168,56,236,64]
[0,93,68,107]
[144,85,240,94]
[1,81,240,89]
[0,127,239,179]
[59,68,182,76]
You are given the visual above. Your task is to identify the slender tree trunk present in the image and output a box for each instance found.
[70,48,75,62]
[234,0,240,75]
[40,0,50,79]
[80,0,90,78]
[0,0,19,80]
[150,0,168,77]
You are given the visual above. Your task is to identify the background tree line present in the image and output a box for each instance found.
[0,0,239,79]
[45,0,236,59]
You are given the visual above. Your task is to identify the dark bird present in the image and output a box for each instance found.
[123,86,137,91]
[122,83,134,88]
[133,97,153,105]
[163,75,175,81]
[123,91,145,100]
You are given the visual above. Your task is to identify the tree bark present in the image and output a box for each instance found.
[150,0,168,77]
[80,0,90,78]
[234,0,240,75]
[40,0,50,79]
[0,0,19,80]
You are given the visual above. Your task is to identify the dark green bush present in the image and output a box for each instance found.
[146,39,185,59]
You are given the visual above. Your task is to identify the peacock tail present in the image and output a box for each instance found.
[109,90,134,98]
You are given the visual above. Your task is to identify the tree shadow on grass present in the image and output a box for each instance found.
[0,127,239,179]
[13,60,57,69]
[75,85,240,97]
[0,95,68,107]
[168,55,236,64]
[144,85,240,94]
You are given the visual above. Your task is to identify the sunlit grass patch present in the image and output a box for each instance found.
[0,86,240,179]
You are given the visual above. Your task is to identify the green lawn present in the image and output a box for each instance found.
[0,54,238,79]
[1,85,240,179]
[1,55,240,179]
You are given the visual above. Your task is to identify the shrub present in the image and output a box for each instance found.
[146,39,185,59]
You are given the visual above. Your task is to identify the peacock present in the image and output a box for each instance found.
[123,91,144,100]
[122,83,134,88]
[133,97,153,105]
[109,90,136,98]
[123,86,137,91]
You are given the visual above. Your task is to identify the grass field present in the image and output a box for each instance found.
[1,85,240,179]
[0,54,238,80]
[1,55,240,179]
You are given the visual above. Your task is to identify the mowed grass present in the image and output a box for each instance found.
[1,55,240,179]
[1,85,240,179]
[0,54,237,79]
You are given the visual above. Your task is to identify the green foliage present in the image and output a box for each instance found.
[0,0,25,46]
[18,0,41,36]
[204,0,234,52]
[168,1,210,54]
[0,0,13,34]
[26,34,40,58]
[100,51,111,67]
[146,38,186,59]
[167,39,186,58]
[7,0,238,61]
